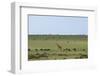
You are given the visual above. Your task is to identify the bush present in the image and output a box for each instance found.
[28,48,31,51]
[73,48,77,51]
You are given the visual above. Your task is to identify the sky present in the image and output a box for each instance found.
[28,15,88,35]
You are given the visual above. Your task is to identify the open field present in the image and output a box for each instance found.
[28,35,88,60]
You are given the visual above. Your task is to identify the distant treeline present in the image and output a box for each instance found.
[28,35,88,40]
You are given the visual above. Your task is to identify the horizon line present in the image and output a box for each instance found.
[28,34,88,35]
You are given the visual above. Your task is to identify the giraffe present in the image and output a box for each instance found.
[56,43,63,51]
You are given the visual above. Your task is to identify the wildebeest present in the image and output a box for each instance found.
[39,48,51,51]
[44,49,51,51]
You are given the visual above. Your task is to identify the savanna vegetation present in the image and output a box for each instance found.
[28,35,88,60]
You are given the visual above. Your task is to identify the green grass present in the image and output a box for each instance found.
[28,35,88,61]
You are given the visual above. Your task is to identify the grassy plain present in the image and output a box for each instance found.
[28,35,88,60]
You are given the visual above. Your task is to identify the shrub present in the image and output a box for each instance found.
[80,54,88,58]
[28,48,31,51]
[35,49,38,51]
[73,48,77,51]
[83,49,85,51]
